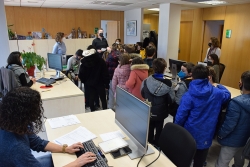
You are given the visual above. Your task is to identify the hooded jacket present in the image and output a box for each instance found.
[112,64,130,93]
[125,64,149,100]
[175,79,231,149]
[175,78,192,105]
[218,94,250,147]
[141,75,175,121]
[79,51,109,89]
[106,51,119,80]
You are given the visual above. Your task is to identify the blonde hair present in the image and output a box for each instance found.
[208,66,217,83]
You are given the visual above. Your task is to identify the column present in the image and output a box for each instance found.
[0,1,10,67]
[157,3,181,67]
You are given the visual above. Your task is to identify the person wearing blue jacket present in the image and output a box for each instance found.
[215,71,250,167]
[175,64,231,167]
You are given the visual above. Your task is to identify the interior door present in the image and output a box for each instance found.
[107,21,119,46]
[178,21,193,62]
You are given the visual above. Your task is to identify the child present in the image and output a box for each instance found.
[141,58,175,147]
[111,53,131,109]
[170,63,194,122]
[136,42,146,59]
[144,46,156,76]
[175,64,231,167]
[126,57,149,100]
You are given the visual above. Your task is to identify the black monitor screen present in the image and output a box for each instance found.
[115,87,150,148]
[169,59,186,73]
[47,53,63,71]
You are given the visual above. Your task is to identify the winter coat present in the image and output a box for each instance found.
[141,75,175,121]
[79,52,109,89]
[106,51,119,80]
[175,79,231,149]
[218,94,250,147]
[112,64,131,93]
[125,64,149,100]
[175,78,192,105]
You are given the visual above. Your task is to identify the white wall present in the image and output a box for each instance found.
[101,20,110,38]
[124,8,143,44]
[0,0,10,67]
[157,3,181,67]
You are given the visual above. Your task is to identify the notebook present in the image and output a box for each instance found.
[99,137,128,153]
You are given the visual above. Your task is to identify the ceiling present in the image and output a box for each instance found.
[4,0,250,12]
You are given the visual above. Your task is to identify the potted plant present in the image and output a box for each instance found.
[21,52,46,77]
[8,24,15,40]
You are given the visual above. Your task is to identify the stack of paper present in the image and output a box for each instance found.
[100,130,125,141]
[99,137,128,153]
[48,115,80,129]
[54,126,97,145]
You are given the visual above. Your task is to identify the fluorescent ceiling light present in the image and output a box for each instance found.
[148,8,160,11]
[198,0,227,5]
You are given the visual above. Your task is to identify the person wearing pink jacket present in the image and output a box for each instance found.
[126,57,149,100]
[111,53,131,103]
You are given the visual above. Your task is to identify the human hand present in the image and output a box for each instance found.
[31,78,36,83]
[97,49,102,53]
[73,152,96,166]
[107,47,111,53]
[75,76,78,80]
[65,142,83,154]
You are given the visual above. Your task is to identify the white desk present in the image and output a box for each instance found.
[45,110,176,167]
[224,86,240,98]
[32,71,85,139]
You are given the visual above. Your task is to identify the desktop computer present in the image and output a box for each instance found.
[115,86,154,159]
[169,58,186,73]
[47,53,64,80]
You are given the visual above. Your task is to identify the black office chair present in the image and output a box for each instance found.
[159,123,196,167]
[219,63,226,82]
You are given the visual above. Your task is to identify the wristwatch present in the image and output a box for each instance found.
[62,144,68,153]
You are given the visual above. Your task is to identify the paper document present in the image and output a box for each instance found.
[100,130,125,141]
[48,115,80,129]
[99,137,128,153]
[54,126,97,145]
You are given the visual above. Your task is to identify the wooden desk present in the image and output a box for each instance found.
[32,71,85,139]
[45,110,176,167]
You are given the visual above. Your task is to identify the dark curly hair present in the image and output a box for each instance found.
[0,87,45,135]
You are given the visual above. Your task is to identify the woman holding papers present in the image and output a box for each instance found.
[0,87,96,167]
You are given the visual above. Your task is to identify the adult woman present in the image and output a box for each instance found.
[52,33,67,55]
[7,51,36,87]
[208,54,220,83]
[204,37,221,62]
[0,87,96,167]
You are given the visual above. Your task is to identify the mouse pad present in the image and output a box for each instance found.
[40,85,53,89]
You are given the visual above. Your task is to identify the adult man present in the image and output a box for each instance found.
[175,65,231,167]
[216,71,250,167]
[66,49,83,86]
[92,28,109,58]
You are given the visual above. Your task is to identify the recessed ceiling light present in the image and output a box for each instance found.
[148,8,159,11]
[198,0,227,5]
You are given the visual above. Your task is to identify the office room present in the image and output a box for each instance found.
[0,0,250,167]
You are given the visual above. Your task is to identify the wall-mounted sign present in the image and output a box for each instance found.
[226,29,232,38]
[94,27,99,34]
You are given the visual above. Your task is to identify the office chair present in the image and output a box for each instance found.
[219,63,226,82]
[159,123,196,167]
[0,67,19,96]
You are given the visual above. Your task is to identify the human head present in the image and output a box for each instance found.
[208,54,219,65]
[98,28,104,38]
[131,57,144,65]
[136,42,143,50]
[145,46,156,58]
[0,87,45,135]
[111,43,118,51]
[148,42,156,48]
[119,53,130,67]
[208,66,216,84]
[115,39,121,44]
[117,44,124,53]
[124,44,135,53]
[55,33,62,43]
[7,51,22,66]
[152,58,167,74]
[179,62,195,77]
[209,37,220,48]
[57,32,64,38]
[239,71,250,92]
[75,49,83,60]
[191,64,209,80]
[87,45,95,50]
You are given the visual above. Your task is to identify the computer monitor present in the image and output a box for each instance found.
[197,61,207,66]
[169,58,186,73]
[47,53,63,79]
[115,86,154,159]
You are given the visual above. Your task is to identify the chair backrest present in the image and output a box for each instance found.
[159,123,196,167]
[0,67,19,96]
[219,63,226,82]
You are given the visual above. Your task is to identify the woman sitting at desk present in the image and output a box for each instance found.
[0,87,96,167]
[52,33,67,55]
[7,51,36,87]
[207,54,220,83]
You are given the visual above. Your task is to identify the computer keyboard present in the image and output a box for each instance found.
[37,77,56,85]
[75,140,109,167]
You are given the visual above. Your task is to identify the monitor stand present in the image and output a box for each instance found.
[50,70,64,80]
[126,140,154,160]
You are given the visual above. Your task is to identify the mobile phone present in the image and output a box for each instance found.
[110,146,132,159]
